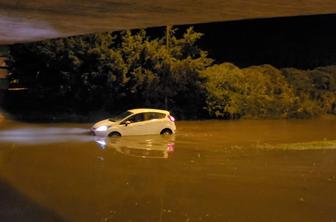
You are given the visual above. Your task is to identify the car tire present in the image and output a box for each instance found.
[108,132,121,137]
[160,129,173,135]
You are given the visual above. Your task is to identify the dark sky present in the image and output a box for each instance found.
[147,14,336,69]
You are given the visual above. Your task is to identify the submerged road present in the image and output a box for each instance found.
[0,119,336,221]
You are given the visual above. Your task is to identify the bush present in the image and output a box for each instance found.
[202,63,296,119]
[282,66,336,117]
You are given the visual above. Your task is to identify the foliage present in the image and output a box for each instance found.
[282,66,336,117]
[202,63,336,119]
[5,27,212,119]
[201,63,296,119]
[4,27,336,121]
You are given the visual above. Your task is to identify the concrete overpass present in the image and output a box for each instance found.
[1,0,336,44]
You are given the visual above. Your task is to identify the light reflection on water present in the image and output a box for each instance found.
[0,127,92,144]
[0,126,176,158]
[95,135,175,159]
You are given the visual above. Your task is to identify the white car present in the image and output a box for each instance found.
[91,108,176,137]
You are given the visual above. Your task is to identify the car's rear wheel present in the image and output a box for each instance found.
[160,128,173,135]
[108,132,121,137]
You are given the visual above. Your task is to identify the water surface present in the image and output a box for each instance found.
[0,119,335,222]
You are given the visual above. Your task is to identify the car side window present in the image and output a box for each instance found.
[144,112,166,121]
[125,113,145,123]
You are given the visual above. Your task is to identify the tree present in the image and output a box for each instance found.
[6,27,212,119]
[202,63,296,119]
[282,66,336,117]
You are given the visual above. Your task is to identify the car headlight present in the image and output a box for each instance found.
[96,125,108,132]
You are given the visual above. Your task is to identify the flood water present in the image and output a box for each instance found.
[0,119,336,222]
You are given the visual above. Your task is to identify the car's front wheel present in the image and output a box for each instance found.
[160,128,173,135]
[108,132,121,137]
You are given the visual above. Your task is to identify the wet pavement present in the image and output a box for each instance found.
[0,119,336,222]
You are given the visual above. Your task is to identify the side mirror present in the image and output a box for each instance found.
[125,120,131,126]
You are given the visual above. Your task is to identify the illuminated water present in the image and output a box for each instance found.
[0,119,336,222]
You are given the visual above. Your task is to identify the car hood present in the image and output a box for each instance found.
[92,119,117,129]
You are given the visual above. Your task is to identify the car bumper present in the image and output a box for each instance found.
[90,128,108,137]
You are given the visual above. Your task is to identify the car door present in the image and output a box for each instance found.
[142,112,167,134]
[120,113,146,136]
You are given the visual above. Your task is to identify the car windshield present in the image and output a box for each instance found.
[109,111,133,122]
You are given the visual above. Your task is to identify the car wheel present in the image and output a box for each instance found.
[108,132,121,137]
[160,129,173,135]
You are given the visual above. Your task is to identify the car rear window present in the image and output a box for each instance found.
[144,112,166,121]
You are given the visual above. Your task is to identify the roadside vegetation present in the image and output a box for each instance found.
[3,28,336,121]
[202,63,336,119]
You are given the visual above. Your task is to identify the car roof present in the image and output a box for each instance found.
[128,108,170,114]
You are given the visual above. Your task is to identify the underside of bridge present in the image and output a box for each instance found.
[1,0,336,44]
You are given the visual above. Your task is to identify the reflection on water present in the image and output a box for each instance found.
[95,135,175,159]
[0,127,91,144]
[0,119,336,222]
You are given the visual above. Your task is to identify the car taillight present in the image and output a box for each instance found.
[168,115,175,122]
